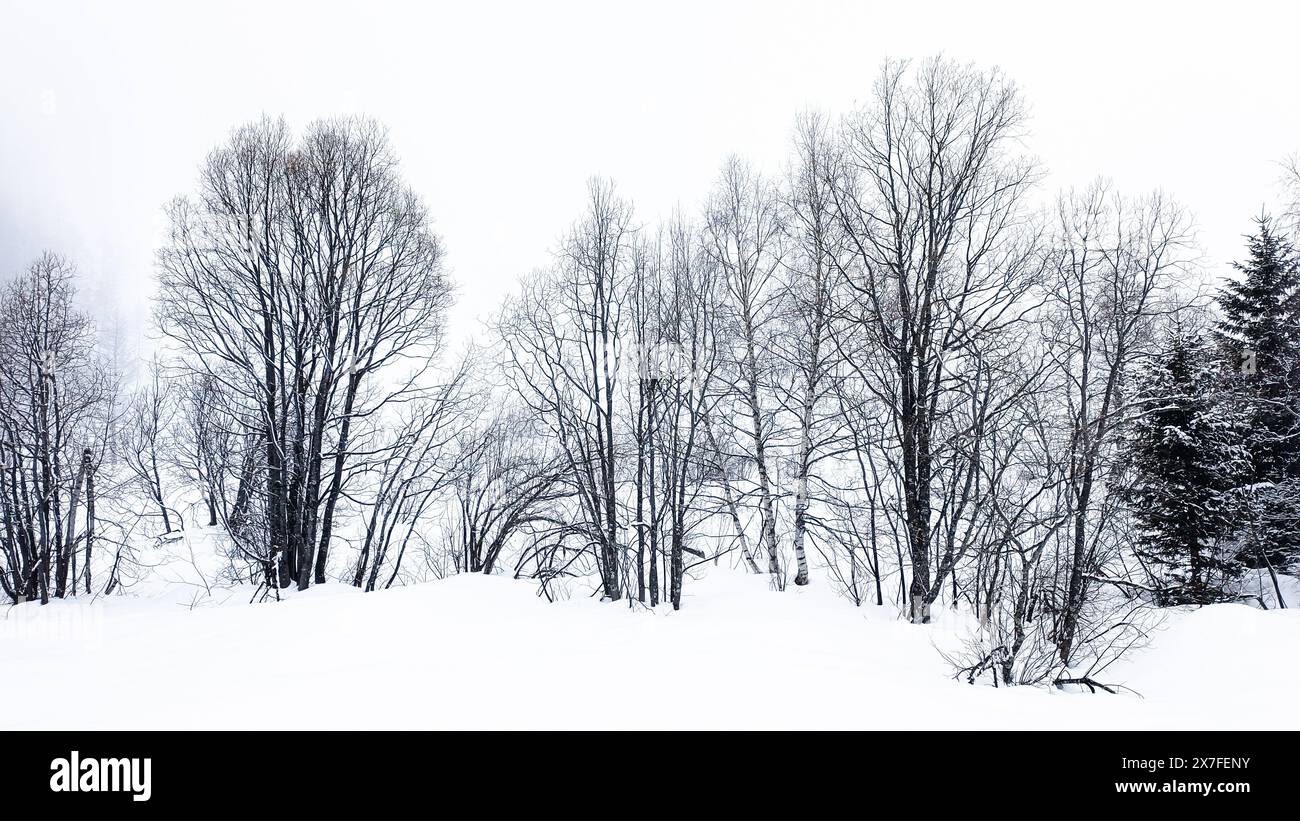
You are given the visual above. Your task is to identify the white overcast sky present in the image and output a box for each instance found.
[2,0,1298,357]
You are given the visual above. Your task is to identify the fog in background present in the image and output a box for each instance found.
[2,0,1298,363]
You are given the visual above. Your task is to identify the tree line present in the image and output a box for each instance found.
[2,57,1296,688]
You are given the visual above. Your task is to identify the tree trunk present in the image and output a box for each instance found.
[83,450,95,595]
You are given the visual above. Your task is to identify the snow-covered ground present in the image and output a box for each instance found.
[2,530,1298,730]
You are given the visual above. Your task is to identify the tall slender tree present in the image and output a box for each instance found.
[703,158,786,586]
[777,111,849,587]
[497,179,633,601]
[829,58,1039,623]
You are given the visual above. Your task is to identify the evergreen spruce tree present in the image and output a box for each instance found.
[1214,217,1300,572]
[1120,328,1251,604]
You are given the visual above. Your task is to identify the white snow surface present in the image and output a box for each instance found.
[2,529,1298,730]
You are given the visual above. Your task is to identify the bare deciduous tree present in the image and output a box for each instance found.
[829,57,1040,623]
[497,179,633,602]
[1041,183,1193,663]
[156,116,453,592]
[119,357,178,535]
[776,111,852,587]
[0,253,116,603]
[703,157,787,586]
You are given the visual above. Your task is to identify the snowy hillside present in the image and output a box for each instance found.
[4,532,1297,730]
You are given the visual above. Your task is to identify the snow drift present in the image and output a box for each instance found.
[2,549,1296,730]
